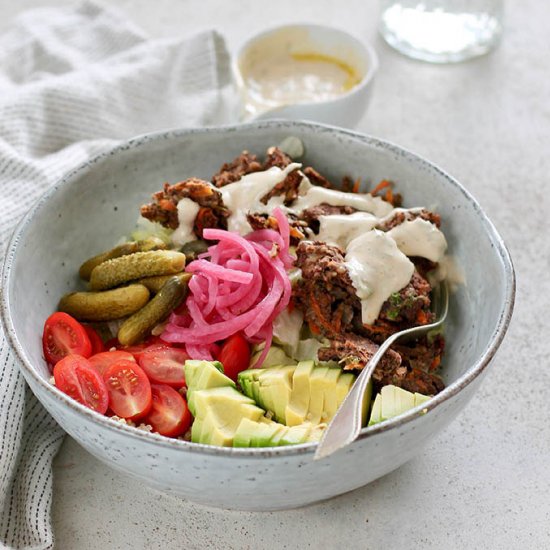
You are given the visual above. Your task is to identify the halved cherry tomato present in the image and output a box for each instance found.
[43,312,92,367]
[217,333,250,382]
[138,346,189,388]
[83,325,105,355]
[89,350,135,377]
[145,384,192,437]
[111,335,169,359]
[103,360,152,420]
[53,354,108,414]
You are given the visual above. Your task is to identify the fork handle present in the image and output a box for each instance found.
[314,334,397,460]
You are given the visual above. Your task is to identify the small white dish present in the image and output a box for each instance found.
[233,23,378,128]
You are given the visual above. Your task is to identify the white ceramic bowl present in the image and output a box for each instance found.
[1,121,515,511]
[233,24,378,128]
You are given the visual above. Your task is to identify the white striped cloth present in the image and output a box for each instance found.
[0,2,234,548]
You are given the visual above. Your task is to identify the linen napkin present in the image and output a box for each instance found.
[0,2,235,548]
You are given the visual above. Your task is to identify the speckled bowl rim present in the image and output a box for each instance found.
[1,120,515,458]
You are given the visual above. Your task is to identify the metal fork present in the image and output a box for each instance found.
[314,281,449,460]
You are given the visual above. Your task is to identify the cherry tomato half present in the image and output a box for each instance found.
[145,384,192,437]
[89,350,135,377]
[83,325,105,355]
[138,346,189,388]
[217,333,250,382]
[103,360,152,420]
[113,335,169,360]
[43,312,92,367]
[53,354,108,414]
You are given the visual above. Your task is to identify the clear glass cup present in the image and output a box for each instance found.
[379,0,504,63]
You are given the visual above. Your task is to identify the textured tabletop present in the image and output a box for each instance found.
[3,0,549,548]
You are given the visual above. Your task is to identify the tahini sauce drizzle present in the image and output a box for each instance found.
[219,163,301,234]
[345,230,415,325]
[316,212,378,249]
[172,198,200,247]
[387,218,447,262]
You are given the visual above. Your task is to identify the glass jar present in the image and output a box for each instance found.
[379,0,504,63]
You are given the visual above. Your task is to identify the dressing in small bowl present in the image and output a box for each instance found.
[234,24,378,128]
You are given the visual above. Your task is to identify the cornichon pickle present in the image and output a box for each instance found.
[117,274,189,346]
[181,239,208,262]
[79,237,166,280]
[137,272,192,294]
[89,250,186,290]
[58,284,150,321]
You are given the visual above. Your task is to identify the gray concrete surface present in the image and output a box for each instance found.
[4,0,549,548]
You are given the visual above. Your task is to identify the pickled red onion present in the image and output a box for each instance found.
[162,208,293,368]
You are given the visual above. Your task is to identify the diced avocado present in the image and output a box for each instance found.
[368,385,432,426]
[185,360,234,416]
[307,366,329,424]
[250,421,282,447]
[268,424,290,446]
[234,418,274,448]
[192,386,259,422]
[368,392,382,426]
[232,417,326,448]
[233,420,254,447]
[362,378,373,426]
[249,345,296,369]
[393,385,415,418]
[255,366,279,415]
[258,365,296,423]
[185,360,227,391]
[335,372,356,408]
[191,386,265,447]
[309,423,327,443]
[238,369,262,400]
[196,363,234,391]
[321,367,342,422]
[190,418,203,443]
[414,392,431,407]
[333,371,371,426]
[279,424,311,445]
[285,360,315,426]
[197,413,234,446]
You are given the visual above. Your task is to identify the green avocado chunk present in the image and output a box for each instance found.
[307,366,329,424]
[232,418,325,448]
[185,359,227,391]
[258,365,296,423]
[185,360,234,417]
[285,360,315,426]
[240,361,363,427]
[368,385,431,426]
[191,386,265,445]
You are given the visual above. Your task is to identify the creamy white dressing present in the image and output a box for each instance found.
[317,212,378,249]
[171,198,200,247]
[387,218,447,262]
[290,185,394,217]
[219,163,302,234]
[377,206,424,226]
[345,230,415,325]
[243,52,360,109]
